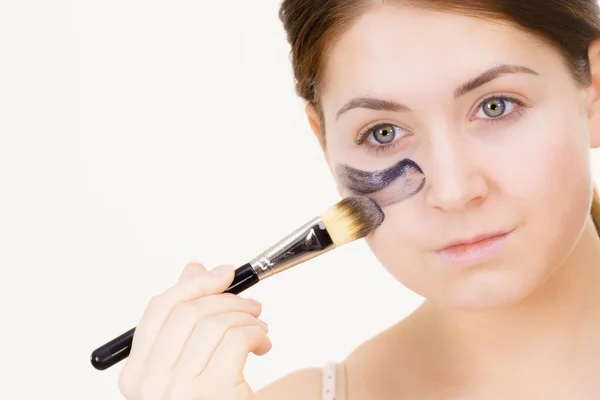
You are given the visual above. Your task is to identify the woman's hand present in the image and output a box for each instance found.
[118,261,272,400]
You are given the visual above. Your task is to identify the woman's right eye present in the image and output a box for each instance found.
[367,124,402,145]
[354,122,413,156]
[358,123,408,146]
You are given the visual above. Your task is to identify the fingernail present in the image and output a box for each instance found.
[246,298,262,308]
[210,265,232,276]
[257,318,268,328]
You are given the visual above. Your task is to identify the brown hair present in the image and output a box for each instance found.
[278,0,600,232]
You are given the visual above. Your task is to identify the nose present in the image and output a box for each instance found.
[423,133,489,212]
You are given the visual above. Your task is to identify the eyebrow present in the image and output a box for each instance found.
[453,64,538,98]
[335,64,539,120]
[335,98,409,120]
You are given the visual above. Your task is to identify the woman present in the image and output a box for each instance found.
[118,1,600,398]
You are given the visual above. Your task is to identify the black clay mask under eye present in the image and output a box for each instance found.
[335,159,426,207]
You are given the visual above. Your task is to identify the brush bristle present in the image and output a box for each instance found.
[320,195,385,246]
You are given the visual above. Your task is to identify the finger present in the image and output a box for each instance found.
[144,295,262,374]
[186,381,254,400]
[195,325,272,387]
[127,264,235,367]
[174,311,269,379]
[166,376,254,400]
[178,261,207,283]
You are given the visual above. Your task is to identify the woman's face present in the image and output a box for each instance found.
[315,5,600,310]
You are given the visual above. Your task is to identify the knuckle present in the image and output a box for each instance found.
[198,316,221,333]
[147,293,166,313]
[190,376,216,400]
[263,336,274,351]
[138,379,153,400]
[139,375,165,400]
[226,328,247,346]
[166,381,194,400]
[117,369,137,399]
[171,302,196,321]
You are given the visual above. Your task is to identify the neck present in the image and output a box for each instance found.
[431,217,600,381]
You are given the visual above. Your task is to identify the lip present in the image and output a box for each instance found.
[434,230,513,267]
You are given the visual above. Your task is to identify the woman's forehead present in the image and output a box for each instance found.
[319,6,556,109]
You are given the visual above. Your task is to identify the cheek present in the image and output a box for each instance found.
[522,115,593,263]
[502,109,592,223]
[363,204,433,294]
[484,109,593,294]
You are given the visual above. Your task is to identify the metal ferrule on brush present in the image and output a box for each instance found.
[248,217,335,280]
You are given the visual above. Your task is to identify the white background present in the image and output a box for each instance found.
[1,1,599,399]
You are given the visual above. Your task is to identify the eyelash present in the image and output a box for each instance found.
[356,95,529,155]
[472,95,527,124]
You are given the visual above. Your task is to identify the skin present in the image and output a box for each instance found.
[257,4,600,399]
[118,4,600,400]
[336,158,426,207]
[118,262,272,400]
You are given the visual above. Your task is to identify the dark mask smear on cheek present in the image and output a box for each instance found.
[335,159,426,207]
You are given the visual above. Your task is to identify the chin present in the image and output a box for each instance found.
[437,267,552,312]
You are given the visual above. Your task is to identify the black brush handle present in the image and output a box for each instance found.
[90,263,259,371]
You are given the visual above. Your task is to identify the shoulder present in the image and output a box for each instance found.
[343,304,442,397]
[255,367,323,400]
[255,321,416,400]
[256,304,437,399]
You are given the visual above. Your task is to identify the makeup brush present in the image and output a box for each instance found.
[90,195,385,371]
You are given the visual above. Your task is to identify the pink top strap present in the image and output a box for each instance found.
[321,362,337,400]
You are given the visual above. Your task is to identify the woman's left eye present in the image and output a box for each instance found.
[474,97,523,121]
